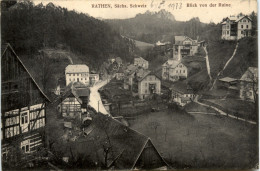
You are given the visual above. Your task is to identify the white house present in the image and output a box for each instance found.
[170,81,195,106]
[173,36,199,60]
[137,71,161,99]
[134,57,149,69]
[65,64,89,86]
[89,74,99,85]
[162,59,188,82]
[221,15,252,40]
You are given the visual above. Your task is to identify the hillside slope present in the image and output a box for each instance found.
[2,1,135,69]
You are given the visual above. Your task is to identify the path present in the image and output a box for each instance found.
[203,46,212,81]
[88,78,111,115]
[192,96,257,125]
[210,42,239,90]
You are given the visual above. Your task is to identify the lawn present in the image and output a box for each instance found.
[128,109,258,169]
[204,98,257,121]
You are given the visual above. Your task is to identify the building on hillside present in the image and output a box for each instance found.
[116,67,124,80]
[137,71,161,99]
[57,86,90,118]
[218,77,238,89]
[134,57,149,69]
[173,36,198,60]
[1,44,50,162]
[162,59,188,82]
[123,65,139,90]
[65,64,89,86]
[115,57,123,67]
[221,15,252,40]
[62,113,168,169]
[154,41,171,52]
[170,81,195,106]
[239,67,258,101]
[89,73,99,85]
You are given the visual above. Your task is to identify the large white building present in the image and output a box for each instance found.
[162,59,188,82]
[221,15,252,40]
[173,36,198,60]
[65,64,89,86]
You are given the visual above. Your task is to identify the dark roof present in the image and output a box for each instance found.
[1,43,50,102]
[170,81,193,94]
[64,113,167,169]
[137,71,161,82]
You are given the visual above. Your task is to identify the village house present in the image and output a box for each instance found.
[57,85,90,118]
[65,64,90,86]
[170,81,195,106]
[115,57,123,67]
[162,59,188,82]
[1,44,50,161]
[116,67,124,80]
[123,64,138,90]
[61,113,168,169]
[154,41,171,52]
[221,15,252,40]
[239,67,258,101]
[173,36,199,60]
[137,71,161,99]
[134,57,149,69]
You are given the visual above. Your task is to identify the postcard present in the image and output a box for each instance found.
[1,0,258,170]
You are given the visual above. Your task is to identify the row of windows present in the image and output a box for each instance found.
[67,73,88,77]
[5,125,20,138]
[5,116,19,126]
[176,70,186,74]
[30,118,45,130]
[69,78,88,81]
[241,25,249,29]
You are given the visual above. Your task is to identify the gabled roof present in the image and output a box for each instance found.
[1,43,50,102]
[219,77,237,83]
[235,15,252,22]
[137,70,161,82]
[65,64,89,73]
[134,56,148,63]
[240,67,258,82]
[162,59,186,69]
[174,36,197,46]
[170,81,193,94]
[65,113,167,169]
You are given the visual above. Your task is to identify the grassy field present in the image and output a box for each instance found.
[128,110,258,169]
[207,40,237,79]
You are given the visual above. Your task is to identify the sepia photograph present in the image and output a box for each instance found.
[1,0,258,170]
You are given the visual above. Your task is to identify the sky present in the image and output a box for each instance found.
[32,0,257,23]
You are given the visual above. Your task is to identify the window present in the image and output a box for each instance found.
[77,74,79,76]
[179,65,182,68]
[241,31,243,34]
[243,19,246,22]
[176,70,178,73]
[227,31,229,34]
[73,74,75,76]
[21,140,30,153]
[183,70,185,73]
[69,74,71,76]
[246,25,248,28]
[145,90,147,93]
[21,111,29,125]
[241,25,243,28]
[180,70,181,73]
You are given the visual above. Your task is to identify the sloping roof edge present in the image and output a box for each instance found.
[2,43,51,102]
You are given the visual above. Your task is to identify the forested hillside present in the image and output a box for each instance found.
[106,10,257,44]
[1,1,136,68]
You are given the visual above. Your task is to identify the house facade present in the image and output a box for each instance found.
[1,44,50,161]
[221,15,252,40]
[170,82,195,106]
[173,36,198,60]
[65,64,89,86]
[138,72,161,99]
[57,87,90,118]
[239,67,258,101]
[134,57,149,69]
[162,59,188,82]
